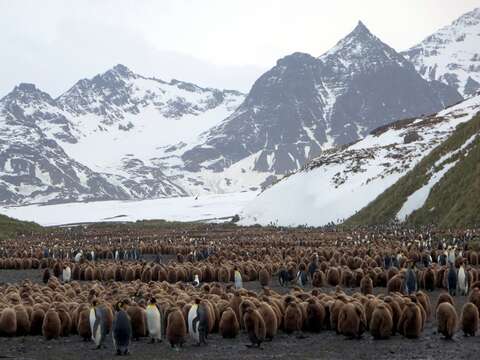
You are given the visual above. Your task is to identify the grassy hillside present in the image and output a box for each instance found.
[346,112,480,228]
[0,213,42,239]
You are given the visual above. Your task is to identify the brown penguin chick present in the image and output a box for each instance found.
[181,303,191,330]
[423,267,436,291]
[53,262,62,277]
[461,302,479,336]
[167,267,177,283]
[383,296,402,334]
[312,270,325,288]
[306,298,325,333]
[244,307,266,348]
[56,308,72,337]
[326,267,340,286]
[258,302,278,340]
[141,267,152,283]
[0,308,17,337]
[30,308,45,336]
[259,268,270,287]
[14,305,30,336]
[239,299,256,329]
[468,288,480,311]
[127,304,147,340]
[283,301,303,334]
[337,302,366,339]
[166,307,186,348]
[370,303,393,339]
[386,274,403,294]
[398,302,422,339]
[360,275,373,295]
[229,291,243,325]
[84,266,94,281]
[436,292,454,310]
[77,309,92,341]
[412,297,427,331]
[330,299,345,333]
[125,267,135,282]
[364,298,380,328]
[202,299,216,334]
[415,291,431,320]
[436,302,457,339]
[219,307,240,339]
[42,309,62,340]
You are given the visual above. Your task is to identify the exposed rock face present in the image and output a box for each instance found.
[402,7,480,97]
[181,22,461,176]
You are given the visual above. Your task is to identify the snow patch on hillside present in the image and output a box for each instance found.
[239,95,480,227]
[396,161,458,221]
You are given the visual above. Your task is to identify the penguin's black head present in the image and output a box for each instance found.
[115,301,123,311]
[149,297,157,304]
[194,298,201,305]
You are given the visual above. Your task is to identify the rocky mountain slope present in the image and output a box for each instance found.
[176,21,461,186]
[402,7,480,97]
[239,95,480,227]
[0,66,244,204]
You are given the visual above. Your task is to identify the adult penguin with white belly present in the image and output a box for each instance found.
[188,298,208,346]
[146,297,162,343]
[193,274,200,287]
[457,263,469,296]
[62,265,71,283]
[234,267,243,289]
[90,299,108,349]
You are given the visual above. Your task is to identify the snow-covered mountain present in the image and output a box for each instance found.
[402,7,480,97]
[0,66,244,204]
[239,95,480,227]
[0,83,130,204]
[175,21,461,189]
[2,11,477,207]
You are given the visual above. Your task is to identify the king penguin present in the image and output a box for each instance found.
[146,297,162,343]
[62,265,71,283]
[112,301,132,356]
[90,299,108,349]
[234,268,243,289]
[193,274,200,287]
[188,298,208,346]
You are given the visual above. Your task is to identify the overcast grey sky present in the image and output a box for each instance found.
[1,0,479,97]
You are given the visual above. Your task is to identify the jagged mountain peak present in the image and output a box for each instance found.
[319,21,410,71]
[96,63,138,83]
[111,63,135,77]
[453,7,480,26]
[276,52,317,68]
[1,83,55,106]
[350,20,374,38]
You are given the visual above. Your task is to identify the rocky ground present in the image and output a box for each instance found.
[0,268,476,360]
